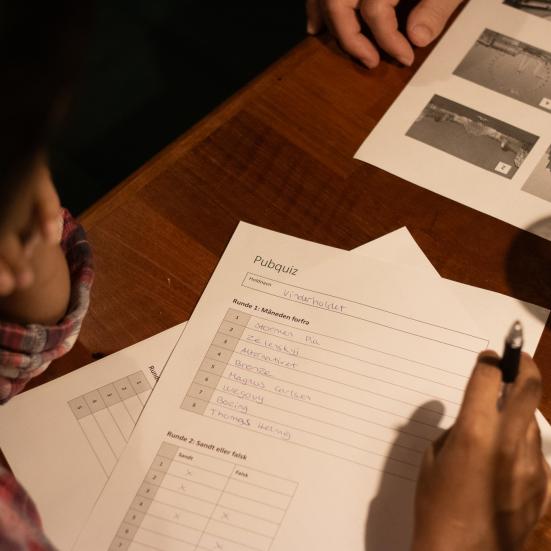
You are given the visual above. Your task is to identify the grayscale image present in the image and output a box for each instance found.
[406,95,539,178]
[503,0,551,20]
[522,145,551,201]
[454,29,551,113]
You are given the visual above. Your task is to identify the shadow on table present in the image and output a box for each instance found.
[364,400,446,551]
[505,217,551,322]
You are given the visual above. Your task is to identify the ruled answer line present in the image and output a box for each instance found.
[167,442,297,485]
[227,316,471,379]
[145,495,282,525]
[212,375,434,446]
[126,540,259,551]
[234,311,479,377]
[211,388,426,455]
[207,401,422,469]
[206,516,276,541]
[125,540,164,551]
[242,272,489,351]
[143,508,280,541]
[147,484,221,509]
[220,357,454,429]
[152,469,290,511]
[227,334,466,392]
[135,526,196,549]
[221,348,462,410]
[196,413,417,483]
[137,524,266,551]
[142,526,271,551]
[153,461,227,484]
[154,469,294,501]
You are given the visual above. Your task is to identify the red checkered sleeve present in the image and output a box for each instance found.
[0,465,57,550]
[0,209,93,549]
[0,209,93,401]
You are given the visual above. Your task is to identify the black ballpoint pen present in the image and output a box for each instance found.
[498,320,523,409]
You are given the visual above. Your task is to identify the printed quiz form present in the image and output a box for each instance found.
[76,223,520,551]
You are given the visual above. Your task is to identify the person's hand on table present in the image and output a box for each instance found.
[306,0,464,68]
[412,351,551,551]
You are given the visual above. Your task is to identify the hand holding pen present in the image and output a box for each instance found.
[412,343,551,551]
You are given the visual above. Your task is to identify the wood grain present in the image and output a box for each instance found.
[38,35,551,547]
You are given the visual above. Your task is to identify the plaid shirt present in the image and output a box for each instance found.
[0,209,93,550]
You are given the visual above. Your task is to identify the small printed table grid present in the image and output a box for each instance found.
[181,302,484,481]
[110,442,297,551]
[68,371,153,475]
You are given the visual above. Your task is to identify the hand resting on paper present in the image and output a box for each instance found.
[305,0,464,68]
[412,351,551,551]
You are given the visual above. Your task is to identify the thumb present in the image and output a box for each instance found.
[406,0,464,47]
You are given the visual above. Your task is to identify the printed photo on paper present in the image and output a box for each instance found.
[454,29,551,113]
[503,0,551,20]
[522,145,551,202]
[406,95,539,179]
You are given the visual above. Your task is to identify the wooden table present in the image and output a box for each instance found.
[50,34,551,548]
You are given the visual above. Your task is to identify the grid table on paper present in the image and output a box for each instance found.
[110,442,297,551]
[68,371,153,475]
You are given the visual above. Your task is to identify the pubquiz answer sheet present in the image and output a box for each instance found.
[356,0,551,240]
[77,223,499,551]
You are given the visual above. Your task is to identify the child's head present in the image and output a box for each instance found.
[0,1,91,293]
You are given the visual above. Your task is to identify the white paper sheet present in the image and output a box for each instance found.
[73,222,545,551]
[1,227,548,550]
[355,0,551,240]
[355,228,548,355]
[0,324,186,551]
[355,228,551,458]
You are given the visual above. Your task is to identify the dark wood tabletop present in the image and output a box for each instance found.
[47,34,551,548]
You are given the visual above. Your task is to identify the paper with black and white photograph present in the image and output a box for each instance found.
[406,94,538,178]
[454,29,551,113]
[523,145,551,201]
[503,0,551,20]
[355,0,551,240]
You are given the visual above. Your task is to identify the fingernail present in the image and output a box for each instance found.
[306,20,316,34]
[17,269,34,289]
[410,24,433,47]
[0,272,14,294]
[363,58,378,70]
[397,54,414,67]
